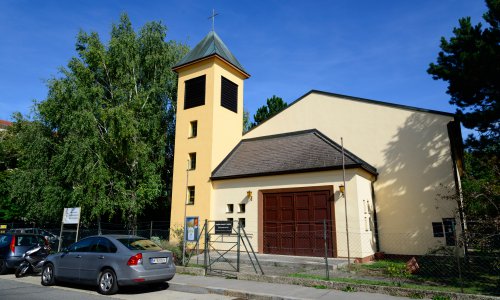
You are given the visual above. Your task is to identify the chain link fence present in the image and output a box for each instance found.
[2,218,498,296]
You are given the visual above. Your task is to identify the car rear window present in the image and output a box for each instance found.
[116,238,162,251]
[0,235,11,246]
[16,235,40,246]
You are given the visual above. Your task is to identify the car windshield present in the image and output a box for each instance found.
[0,235,11,247]
[116,238,162,251]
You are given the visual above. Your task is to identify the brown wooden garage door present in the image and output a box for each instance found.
[263,190,334,257]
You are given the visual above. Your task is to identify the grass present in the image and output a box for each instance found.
[287,272,494,295]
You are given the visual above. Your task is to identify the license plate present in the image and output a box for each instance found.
[150,257,168,264]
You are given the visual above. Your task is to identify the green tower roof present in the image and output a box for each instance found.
[173,31,249,77]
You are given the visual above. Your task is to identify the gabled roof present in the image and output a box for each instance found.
[211,129,377,181]
[173,31,249,77]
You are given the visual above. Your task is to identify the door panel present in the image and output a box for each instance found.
[263,189,333,257]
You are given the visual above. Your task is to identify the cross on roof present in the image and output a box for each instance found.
[208,9,219,31]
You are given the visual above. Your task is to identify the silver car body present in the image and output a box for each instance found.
[45,235,175,286]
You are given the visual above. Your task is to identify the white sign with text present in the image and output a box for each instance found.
[62,207,81,224]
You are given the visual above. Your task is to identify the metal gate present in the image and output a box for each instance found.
[186,219,263,277]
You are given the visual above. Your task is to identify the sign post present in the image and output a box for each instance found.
[58,207,81,252]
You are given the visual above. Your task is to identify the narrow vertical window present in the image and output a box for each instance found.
[442,218,456,246]
[238,218,246,228]
[184,75,206,109]
[189,153,196,170]
[432,222,444,237]
[238,203,246,213]
[189,121,198,138]
[221,76,238,113]
[187,186,195,205]
[226,204,234,213]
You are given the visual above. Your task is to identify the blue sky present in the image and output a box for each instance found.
[0,0,487,122]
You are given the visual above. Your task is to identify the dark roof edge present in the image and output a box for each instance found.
[244,90,455,135]
[172,53,250,78]
[211,164,375,181]
[308,90,455,117]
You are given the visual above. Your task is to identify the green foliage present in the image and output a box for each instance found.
[461,152,499,251]
[427,0,500,152]
[432,295,450,300]
[385,262,411,286]
[243,109,251,133]
[314,285,327,289]
[342,286,356,292]
[6,14,188,225]
[251,95,287,128]
[408,292,424,299]
[0,127,22,221]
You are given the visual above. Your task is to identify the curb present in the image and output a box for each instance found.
[176,267,498,300]
[168,282,303,300]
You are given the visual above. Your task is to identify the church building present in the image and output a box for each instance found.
[169,31,463,260]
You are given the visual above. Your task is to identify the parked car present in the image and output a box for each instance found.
[41,235,175,295]
[7,228,60,248]
[0,233,48,274]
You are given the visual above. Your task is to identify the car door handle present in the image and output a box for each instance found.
[98,255,104,259]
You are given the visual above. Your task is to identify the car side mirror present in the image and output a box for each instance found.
[62,247,69,253]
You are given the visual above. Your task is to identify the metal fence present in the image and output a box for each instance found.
[3,219,498,296]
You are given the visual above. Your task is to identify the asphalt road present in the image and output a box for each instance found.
[0,274,234,300]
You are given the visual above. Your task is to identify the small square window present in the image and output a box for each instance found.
[227,218,233,223]
[238,218,246,228]
[238,204,246,213]
[187,186,195,205]
[189,153,196,170]
[226,204,234,213]
[432,222,444,237]
[190,121,198,138]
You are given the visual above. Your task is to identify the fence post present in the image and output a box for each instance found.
[204,219,208,274]
[150,221,153,238]
[237,220,241,273]
[324,219,330,280]
[454,224,464,293]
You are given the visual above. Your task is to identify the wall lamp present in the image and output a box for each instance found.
[247,190,253,200]
[339,185,345,195]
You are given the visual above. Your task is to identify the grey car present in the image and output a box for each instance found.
[0,233,47,274]
[41,235,175,295]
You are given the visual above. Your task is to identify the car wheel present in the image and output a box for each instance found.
[41,263,56,286]
[0,259,7,275]
[97,268,118,295]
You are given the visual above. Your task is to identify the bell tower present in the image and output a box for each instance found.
[170,31,250,232]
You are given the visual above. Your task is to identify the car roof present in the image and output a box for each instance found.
[1,233,43,237]
[82,234,146,239]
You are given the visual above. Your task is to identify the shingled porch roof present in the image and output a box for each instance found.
[211,129,377,180]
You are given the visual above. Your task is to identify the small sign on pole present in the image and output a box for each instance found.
[58,207,82,252]
[63,207,81,224]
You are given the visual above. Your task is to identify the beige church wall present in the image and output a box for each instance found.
[354,175,377,258]
[244,92,458,255]
[211,169,375,258]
